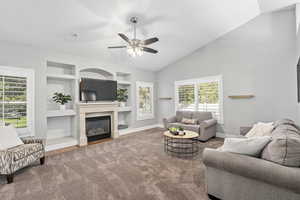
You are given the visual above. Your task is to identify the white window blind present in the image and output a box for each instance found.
[177,84,196,111]
[136,81,154,120]
[175,76,223,123]
[0,66,34,136]
[0,75,27,128]
[198,81,220,121]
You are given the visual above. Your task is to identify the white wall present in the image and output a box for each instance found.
[156,9,298,135]
[0,42,157,138]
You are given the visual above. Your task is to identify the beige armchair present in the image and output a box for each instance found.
[0,137,45,184]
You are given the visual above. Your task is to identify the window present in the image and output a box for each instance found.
[0,66,34,136]
[136,81,154,120]
[175,75,223,123]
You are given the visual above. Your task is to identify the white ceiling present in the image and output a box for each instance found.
[258,0,300,13]
[0,0,296,71]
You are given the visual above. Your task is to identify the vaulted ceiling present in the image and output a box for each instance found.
[0,0,297,71]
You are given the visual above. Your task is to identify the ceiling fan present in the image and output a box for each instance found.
[108,17,159,57]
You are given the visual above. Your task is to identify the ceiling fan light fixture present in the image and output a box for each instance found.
[127,46,143,57]
[108,16,158,57]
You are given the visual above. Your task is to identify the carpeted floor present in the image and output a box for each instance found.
[0,128,223,200]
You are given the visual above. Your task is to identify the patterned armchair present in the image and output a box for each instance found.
[0,137,45,184]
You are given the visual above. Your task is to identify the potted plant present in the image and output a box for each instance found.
[52,92,72,110]
[178,126,185,136]
[168,127,179,135]
[117,88,128,107]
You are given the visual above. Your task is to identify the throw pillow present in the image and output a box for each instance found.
[262,134,300,167]
[246,122,274,137]
[0,125,24,150]
[220,136,271,157]
[181,118,197,125]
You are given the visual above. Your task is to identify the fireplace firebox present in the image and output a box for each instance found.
[85,115,111,142]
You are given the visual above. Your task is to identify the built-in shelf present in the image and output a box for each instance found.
[47,74,76,80]
[46,136,78,151]
[228,95,255,99]
[117,80,131,85]
[159,97,172,100]
[47,110,76,118]
[118,106,132,112]
[46,60,77,152]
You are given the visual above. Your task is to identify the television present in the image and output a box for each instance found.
[80,78,117,102]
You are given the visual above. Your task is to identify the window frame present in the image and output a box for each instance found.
[0,66,35,136]
[136,81,154,121]
[174,75,223,124]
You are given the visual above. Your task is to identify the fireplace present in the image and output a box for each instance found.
[86,115,111,142]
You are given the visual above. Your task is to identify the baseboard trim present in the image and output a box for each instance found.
[216,132,226,138]
[119,124,162,136]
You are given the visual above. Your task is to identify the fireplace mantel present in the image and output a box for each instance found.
[77,102,119,146]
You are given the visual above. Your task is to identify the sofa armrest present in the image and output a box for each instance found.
[0,150,13,174]
[21,137,45,146]
[200,119,217,128]
[203,148,300,194]
[163,116,177,128]
[240,126,252,136]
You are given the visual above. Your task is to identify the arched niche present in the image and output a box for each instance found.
[79,67,115,80]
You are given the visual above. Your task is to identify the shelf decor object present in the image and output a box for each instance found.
[117,88,128,107]
[52,92,72,110]
[228,95,255,99]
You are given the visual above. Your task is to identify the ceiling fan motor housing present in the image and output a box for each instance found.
[130,17,138,24]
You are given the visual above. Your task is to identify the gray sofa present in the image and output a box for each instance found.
[163,111,217,141]
[203,119,300,200]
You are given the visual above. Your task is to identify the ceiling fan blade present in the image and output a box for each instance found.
[143,37,159,45]
[142,47,158,54]
[108,46,127,49]
[118,33,130,43]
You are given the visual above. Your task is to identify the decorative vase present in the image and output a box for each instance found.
[59,105,66,110]
[119,102,126,107]
[179,131,185,136]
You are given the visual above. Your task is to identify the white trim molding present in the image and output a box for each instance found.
[174,75,224,124]
[136,81,154,121]
[0,66,35,136]
[119,124,162,136]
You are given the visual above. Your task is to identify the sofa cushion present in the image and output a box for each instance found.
[272,124,300,137]
[8,143,44,161]
[175,111,193,122]
[181,118,197,125]
[192,111,212,123]
[262,134,300,167]
[273,119,300,133]
[274,119,297,128]
[220,136,271,157]
[168,123,200,133]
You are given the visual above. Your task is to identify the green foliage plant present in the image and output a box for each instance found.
[117,88,128,102]
[52,92,72,105]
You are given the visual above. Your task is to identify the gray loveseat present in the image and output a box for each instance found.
[163,111,217,141]
[203,119,300,200]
